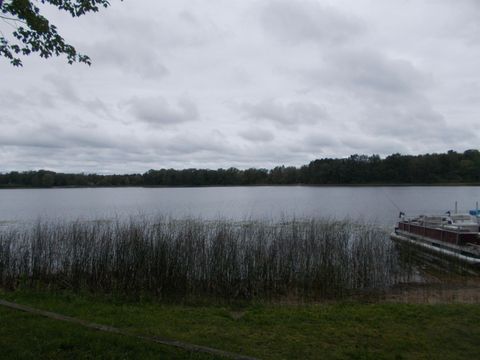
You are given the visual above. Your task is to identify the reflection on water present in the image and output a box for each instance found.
[0,220,20,228]
[0,186,479,226]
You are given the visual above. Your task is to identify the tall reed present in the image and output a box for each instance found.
[0,217,404,300]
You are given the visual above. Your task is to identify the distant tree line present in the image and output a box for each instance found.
[1,150,479,188]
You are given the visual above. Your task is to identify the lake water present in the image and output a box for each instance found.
[0,186,479,227]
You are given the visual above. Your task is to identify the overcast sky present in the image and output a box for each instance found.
[1,0,479,173]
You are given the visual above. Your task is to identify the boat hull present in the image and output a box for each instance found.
[391,230,480,267]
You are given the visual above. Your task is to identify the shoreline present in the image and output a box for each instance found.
[1,182,479,189]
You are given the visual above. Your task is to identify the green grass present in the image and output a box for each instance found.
[1,290,480,359]
[0,306,217,359]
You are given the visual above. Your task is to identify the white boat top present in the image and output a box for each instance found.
[403,213,479,233]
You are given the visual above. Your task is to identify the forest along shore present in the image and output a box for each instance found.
[1,150,479,188]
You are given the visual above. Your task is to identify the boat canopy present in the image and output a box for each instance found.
[469,209,480,217]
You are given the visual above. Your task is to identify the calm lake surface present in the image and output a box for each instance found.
[0,186,479,227]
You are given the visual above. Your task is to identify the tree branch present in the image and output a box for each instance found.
[0,14,26,24]
[1,0,119,66]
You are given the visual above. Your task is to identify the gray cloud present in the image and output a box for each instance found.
[261,0,364,45]
[1,0,479,173]
[339,134,409,156]
[128,97,199,126]
[366,104,477,147]
[303,132,340,149]
[0,121,129,150]
[313,49,431,99]
[163,131,230,155]
[0,88,56,110]
[82,7,220,79]
[88,39,169,79]
[238,128,275,143]
[241,99,328,129]
[43,74,112,118]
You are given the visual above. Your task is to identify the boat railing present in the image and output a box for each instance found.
[398,221,479,245]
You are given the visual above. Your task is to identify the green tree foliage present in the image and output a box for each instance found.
[0,0,119,66]
[0,150,479,187]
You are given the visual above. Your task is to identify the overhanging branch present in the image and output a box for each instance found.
[0,14,26,24]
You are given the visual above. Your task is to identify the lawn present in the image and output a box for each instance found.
[1,290,479,359]
[0,305,217,360]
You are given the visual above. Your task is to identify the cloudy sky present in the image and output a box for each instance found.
[1,0,479,173]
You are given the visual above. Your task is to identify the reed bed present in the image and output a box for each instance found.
[0,217,406,300]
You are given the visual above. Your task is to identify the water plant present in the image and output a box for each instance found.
[0,217,406,301]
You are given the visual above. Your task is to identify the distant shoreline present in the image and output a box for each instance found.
[2,151,479,187]
[1,183,479,189]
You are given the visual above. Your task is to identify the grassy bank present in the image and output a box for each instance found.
[0,217,405,301]
[1,289,480,359]
[0,304,216,360]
